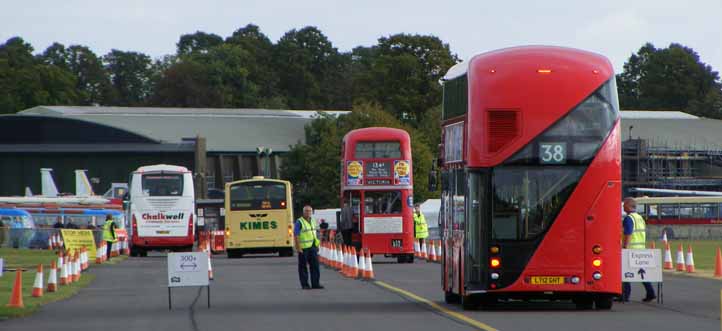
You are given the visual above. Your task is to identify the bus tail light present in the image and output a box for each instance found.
[490,257,501,268]
[490,246,500,254]
[132,215,138,238]
[537,69,552,74]
[188,214,194,236]
[288,225,293,237]
[592,245,602,254]
[225,228,231,237]
[592,258,602,267]
[281,201,286,208]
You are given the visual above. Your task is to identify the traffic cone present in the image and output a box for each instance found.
[358,248,366,279]
[32,264,44,297]
[675,244,686,271]
[421,240,428,261]
[59,255,69,285]
[123,240,130,255]
[366,249,375,280]
[429,241,437,262]
[437,240,442,262]
[47,261,58,293]
[343,246,350,277]
[208,255,213,280]
[662,231,668,245]
[350,247,359,279]
[81,247,88,270]
[686,245,695,273]
[414,240,420,257]
[663,242,673,270]
[650,241,656,249]
[6,269,24,308]
[714,248,722,278]
[335,245,342,270]
[96,245,103,264]
[48,237,54,250]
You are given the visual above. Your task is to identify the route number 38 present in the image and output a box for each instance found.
[539,143,566,164]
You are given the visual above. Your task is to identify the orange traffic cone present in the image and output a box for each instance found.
[366,249,375,280]
[421,240,428,261]
[429,241,438,262]
[351,247,359,279]
[47,261,58,293]
[414,239,420,257]
[336,245,342,270]
[59,255,69,285]
[48,236,54,250]
[436,240,442,262]
[661,231,668,245]
[96,245,103,264]
[675,244,686,271]
[714,247,722,278]
[663,242,673,270]
[123,239,130,255]
[32,264,44,297]
[686,245,695,273]
[358,247,367,279]
[6,269,24,308]
[343,246,351,277]
[208,255,213,280]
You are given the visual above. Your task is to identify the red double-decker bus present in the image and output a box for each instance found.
[437,46,621,309]
[340,127,415,263]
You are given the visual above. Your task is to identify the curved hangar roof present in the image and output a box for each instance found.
[9,106,348,153]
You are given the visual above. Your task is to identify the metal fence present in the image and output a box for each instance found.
[0,228,104,249]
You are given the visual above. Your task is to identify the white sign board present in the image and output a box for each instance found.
[363,217,403,234]
[167,252,209,287]
[622,249,663,283]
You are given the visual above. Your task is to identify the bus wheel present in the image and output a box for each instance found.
[227,250,242,259]
[461,295,479,310]
[279,248,293,257]
[444,291,461,304]
[573,296,594,310]
[594,295,613,310]
[139,250,148,257]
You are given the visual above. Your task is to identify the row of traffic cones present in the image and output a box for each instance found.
[414,239,441,263]
[661,242,696,273]
[319,242,374,280]
[6,250,85,308]
[47,233,64,250]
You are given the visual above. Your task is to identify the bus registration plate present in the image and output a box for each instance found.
[391,239,402,248]
[530,276,564,285]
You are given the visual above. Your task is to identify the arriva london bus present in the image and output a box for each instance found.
[437,46,621,309]
[126,165,196,256]
[224,177,294,258]
[341,127,415,263]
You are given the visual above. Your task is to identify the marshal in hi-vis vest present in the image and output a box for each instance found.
[297,217,319,249]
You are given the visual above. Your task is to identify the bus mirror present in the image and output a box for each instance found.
[122,192,130,201]
[428,170,438,192]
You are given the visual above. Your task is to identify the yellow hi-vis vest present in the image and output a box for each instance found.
[297,217,319,249]
[627,212,646,249]
[414,213,429,239]
[103,220,117,243]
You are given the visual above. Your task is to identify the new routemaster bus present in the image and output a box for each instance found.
[341,127,415,263]
[224,177,294,258]
[437,46,621,310]
[126,165,196,256]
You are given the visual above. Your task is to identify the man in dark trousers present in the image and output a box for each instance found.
[102,214,117,260]
[621,197,656,302]
[294,205,323,290]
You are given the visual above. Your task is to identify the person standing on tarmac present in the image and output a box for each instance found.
[621,197,656,302]
[102,214,117,260]
[414,203,429,248]
[294,205,324,290]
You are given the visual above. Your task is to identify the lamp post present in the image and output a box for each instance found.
[256,146,273,177]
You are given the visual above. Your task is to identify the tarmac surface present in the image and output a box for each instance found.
[3,252,721,331]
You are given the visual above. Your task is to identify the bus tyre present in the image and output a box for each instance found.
[573,296,594,310]
[227,250,242,259]
[279,248,293,257]
[444,291,461,304]
[139,249,148,257]
[461,295,479,310]
[594,295,613,310]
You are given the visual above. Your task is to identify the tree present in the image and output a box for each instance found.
[281,102,436,209]
[103,50,154,106]
[177,31,224,56]
[617,43,721,112]
[40,43,114,105]
[274,26,350,109]
[0,37,79,113]
[352,34,457,125]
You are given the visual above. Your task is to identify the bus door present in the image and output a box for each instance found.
[341,191,361,246]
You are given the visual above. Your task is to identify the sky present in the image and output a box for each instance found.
[1,0,721,74]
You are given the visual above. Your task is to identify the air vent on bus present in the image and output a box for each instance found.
[488,110,519,153]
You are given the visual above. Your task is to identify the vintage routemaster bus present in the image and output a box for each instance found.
[437,46,621,309]
[341,127,416,263]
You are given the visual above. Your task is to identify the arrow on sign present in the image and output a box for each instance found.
[180,262,197,270]
[637,268,646,280]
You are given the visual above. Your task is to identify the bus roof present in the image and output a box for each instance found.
[226,178,291,186]
[135,164,190,173]
[82,209,123,215]
[634,196,722,204]
[343,127,410,142]
[0,208,32,216]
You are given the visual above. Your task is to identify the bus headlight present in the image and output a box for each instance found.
[225,228,230,237]
[490,272,500,280]
[570,276,580,284]
[592,272,602,280]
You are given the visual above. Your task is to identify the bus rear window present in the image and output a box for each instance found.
[142,174,183,196]
[355,142,401,159]
[229,182,288,211]
[364,191,402,215]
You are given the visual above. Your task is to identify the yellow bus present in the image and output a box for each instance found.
[224,176,294,258]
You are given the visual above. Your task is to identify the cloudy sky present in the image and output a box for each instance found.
[2,0,720,74]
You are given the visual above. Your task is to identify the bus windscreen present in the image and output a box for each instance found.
[355,142,401,159]
[142,174,183,196]
[229,182,287,211]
